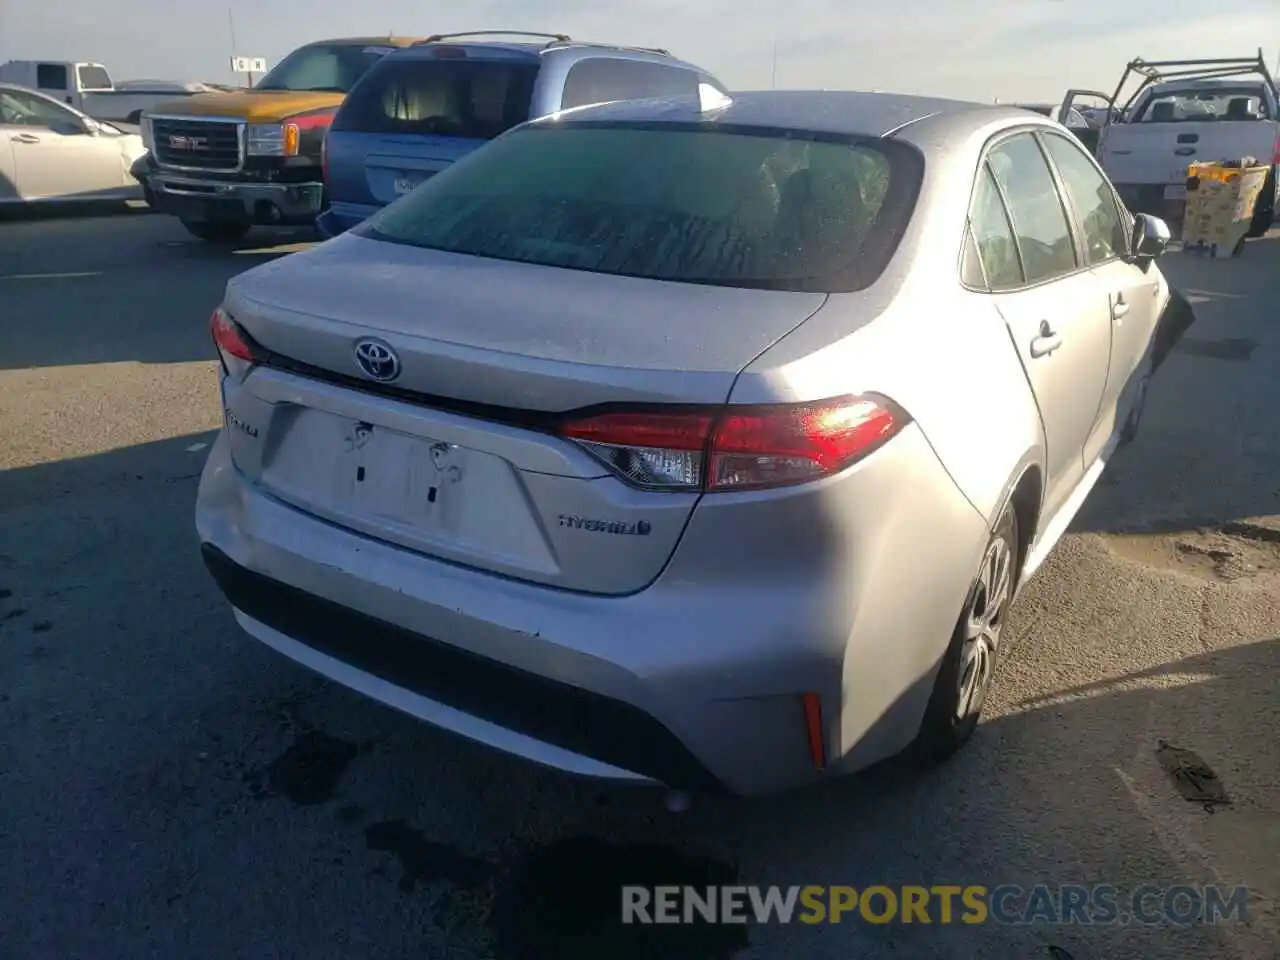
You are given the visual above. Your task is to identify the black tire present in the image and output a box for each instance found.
[915,505,1018,762]
[1246,167,1276,239]
[180,218,250,244]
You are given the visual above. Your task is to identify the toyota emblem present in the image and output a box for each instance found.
[352,338,401,382]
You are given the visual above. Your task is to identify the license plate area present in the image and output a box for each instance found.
[335,420,456,527]
[249,402,560,578]
[1164,184,1187,201]
[393,175,421,196]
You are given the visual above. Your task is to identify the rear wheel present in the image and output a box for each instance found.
[180,218,250,244]
[916,505,1018,762]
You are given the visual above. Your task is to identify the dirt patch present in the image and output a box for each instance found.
[1104,520,1280,582]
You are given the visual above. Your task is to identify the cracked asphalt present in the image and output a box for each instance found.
[1,209,1277,960]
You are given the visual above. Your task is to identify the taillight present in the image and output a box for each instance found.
[210,306,261,380]
[557,395,907,493]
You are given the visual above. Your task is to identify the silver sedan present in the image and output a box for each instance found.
[196,89,1176,796]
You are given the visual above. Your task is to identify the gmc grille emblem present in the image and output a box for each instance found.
[168,135,208,150]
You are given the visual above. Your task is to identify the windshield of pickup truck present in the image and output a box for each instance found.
[1132,88,1272,123]
[255,43,389,93]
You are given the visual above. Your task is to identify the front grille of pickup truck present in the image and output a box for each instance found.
[151,117,242,171]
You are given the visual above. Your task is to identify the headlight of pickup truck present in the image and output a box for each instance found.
[246,122,300,157]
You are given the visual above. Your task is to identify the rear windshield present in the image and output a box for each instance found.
[256,43,390,93]
[356,123,923,293]
[1132,88,1272,122]
[332,57,538,139]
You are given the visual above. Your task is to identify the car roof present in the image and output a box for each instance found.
[545,89,1005,138]
[308,36,426,48]
[391,41,547,61]
[387,39,685,65]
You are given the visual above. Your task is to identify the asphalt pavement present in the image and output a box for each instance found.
[1,210,1277,960]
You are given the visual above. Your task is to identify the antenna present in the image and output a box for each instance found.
[226,7,239,85]
[770,40,778,89]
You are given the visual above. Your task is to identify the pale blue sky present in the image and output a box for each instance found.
[2,0,1277,102]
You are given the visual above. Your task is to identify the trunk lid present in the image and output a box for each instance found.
[221,233,827,594]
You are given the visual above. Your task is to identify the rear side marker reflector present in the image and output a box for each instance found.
[557,395,907,493]
[801,692,826,770]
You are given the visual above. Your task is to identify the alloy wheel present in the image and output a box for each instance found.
[955,535,1013,721]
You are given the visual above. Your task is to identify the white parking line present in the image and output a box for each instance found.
[0,271,102,281]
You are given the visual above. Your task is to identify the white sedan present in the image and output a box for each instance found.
[0,81,146,205]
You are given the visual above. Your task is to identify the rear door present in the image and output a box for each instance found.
[1040,129,1162,454]
[971,131,1113,518]
[326,50,539,219]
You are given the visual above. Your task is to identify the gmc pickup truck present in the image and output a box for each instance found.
[132,36,422,243]
[1063,53,1279,238]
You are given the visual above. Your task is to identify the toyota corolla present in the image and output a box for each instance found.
[196,89,1175,796]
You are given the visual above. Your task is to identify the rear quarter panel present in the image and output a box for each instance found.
[732,112,1046,527]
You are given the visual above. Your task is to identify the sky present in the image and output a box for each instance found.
[1,0,1277,103]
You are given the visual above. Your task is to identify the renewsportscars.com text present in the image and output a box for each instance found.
[622,884,1249,926]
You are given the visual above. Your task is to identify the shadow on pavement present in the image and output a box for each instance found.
[0,427,1276,960]
[0,211,315,371]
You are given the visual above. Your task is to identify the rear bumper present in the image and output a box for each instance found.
[133,159,324,225]
[201,542,726,792]
[195,410,987,796]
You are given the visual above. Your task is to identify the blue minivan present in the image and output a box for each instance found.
[317,31,727,237]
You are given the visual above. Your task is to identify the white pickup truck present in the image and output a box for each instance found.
[1063,53,1279,238]
[0,60,200,124]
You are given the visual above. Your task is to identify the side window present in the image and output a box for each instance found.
[967,163,1024,290]
[0,90,82,131]
[560,58,698,110]
[1040,132,1128,265]
[987,133,1078,284]
[36,63,69,91]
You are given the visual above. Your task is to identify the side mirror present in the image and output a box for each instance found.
[1130,213,1171,264]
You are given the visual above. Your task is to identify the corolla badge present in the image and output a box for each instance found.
[352,337,400,382]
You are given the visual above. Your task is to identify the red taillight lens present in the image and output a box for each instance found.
[210,306,257,363]
[557,395,906,493]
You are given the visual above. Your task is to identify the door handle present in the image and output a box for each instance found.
[11,133,40,143]
[1029,321,1063,358]
[1112,293,1130,319]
